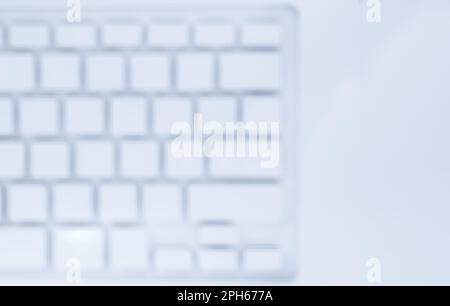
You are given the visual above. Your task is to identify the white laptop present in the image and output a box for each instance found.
[0,0,298,283]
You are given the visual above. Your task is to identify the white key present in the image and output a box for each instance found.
[198,97,236,125]
[241,23,281,47]
[195,23,235,47]
[198,225,239,245]
[120,141,159,178]
[243,97,280,124]
[153,97,191,135]
[166,143,203,178]
[0,142,24,179]
[244,249,282,272]
[189,185,282,222]
[65,97,105,135]
[41,53,80,90]
[0,228,47,270]
[9,24,49,48]
[220,53,281,91]
[150,225,194,245]
[19,98,58,136]
[242,225,283,245]
[8,184,48,222]
[31,142,69,179]
[147,23,189,47]
[53,228,104,271]
[102,24,142,47]
[199,249,238,272]
[86,54,125,91]
[143,184,182,222]
[0,54,34,92]
[99,184,138,223]
[54,184,94,222]
[0,98,14,135]
[177,53,214,92]
[55,24,96,48]
[154,248,193,272]
[75,141,114,178]
[110,97,147,136]
[130,53,171,92]
[110,228,148,271]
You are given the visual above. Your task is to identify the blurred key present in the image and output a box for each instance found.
[110,97,148,136]
[130,53,171,91]
[65,97,105,136]
[148,23,189,47]
[30,142,70,179]
[110,228,148,271]
[75,141,114,178]
[0,54,34,92]
[195,23,235,47]
[153,97,192,135]
[241,23,281,47]
[19,98,58,136]
[53,228,104,271]
[9,24,49,48]
[86,53,125,91]
[54,184,94,222]
[99,184,138,223]
[8,184,48,222]
[120,141,160,178]
[166,142,203,179]
[177,52,214,92]
[55,24,96,48]
[102,23,142,47]
[41,53,80,91]
[143,184,183,222]
[154,248,193,272]
[0,228,47,270]
[199,249,238,272]
[220,52,281,90]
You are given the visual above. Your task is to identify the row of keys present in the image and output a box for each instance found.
[0,96,280,136]
[0,183,282,223]
[0,140,280,179]
[0,52,281,92]
[0,227,283,272]
[0,22,281,49]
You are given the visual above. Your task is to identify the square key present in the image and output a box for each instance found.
[19,98,58,136]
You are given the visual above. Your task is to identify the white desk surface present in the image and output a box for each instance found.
[297,0,450,284]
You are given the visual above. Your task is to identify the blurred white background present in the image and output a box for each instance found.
[298,0,450,284]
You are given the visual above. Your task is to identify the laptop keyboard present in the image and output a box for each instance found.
[0,6,297,281]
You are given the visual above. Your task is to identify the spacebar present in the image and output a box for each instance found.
[0,228,47,270]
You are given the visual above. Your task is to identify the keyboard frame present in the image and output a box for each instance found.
[0,0,300,284]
